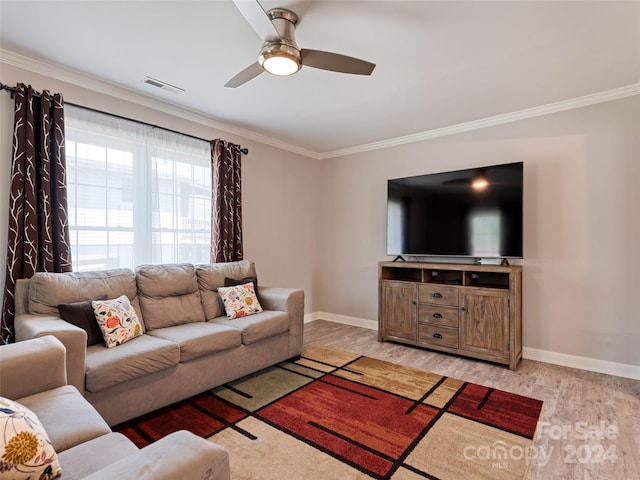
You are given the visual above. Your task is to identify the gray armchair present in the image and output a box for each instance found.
[0,335,230,480]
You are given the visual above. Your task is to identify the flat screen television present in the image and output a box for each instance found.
[387,162,523,259]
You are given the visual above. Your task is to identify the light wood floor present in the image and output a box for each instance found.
[303,320,640,480]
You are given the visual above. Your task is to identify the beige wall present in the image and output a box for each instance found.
[0,61,321,313]
[316,95,640,367]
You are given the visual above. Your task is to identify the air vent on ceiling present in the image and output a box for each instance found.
[143,76,185,94]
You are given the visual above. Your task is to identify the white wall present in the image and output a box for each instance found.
[0,61,321,314]
[315,95,640,368]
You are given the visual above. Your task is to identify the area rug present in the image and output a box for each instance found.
[114,346,543,479]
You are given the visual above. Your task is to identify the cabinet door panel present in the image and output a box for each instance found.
[381,281,416,340]
[461,289,509,356]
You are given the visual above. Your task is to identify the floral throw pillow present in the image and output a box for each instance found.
[0,397,62,480]
[92,295,143,348]
[217,282,263,320]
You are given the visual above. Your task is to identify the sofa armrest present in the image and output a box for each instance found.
[14,314,87,393]
[258,287,304,357]
[83,430,230,480]
[0,335,67,399]
[257,287,302,313]
[14,278,31,317]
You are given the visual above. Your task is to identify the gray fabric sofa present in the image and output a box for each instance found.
[13,260,304,426]
[0,335,230,480]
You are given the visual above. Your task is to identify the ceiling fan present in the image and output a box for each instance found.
[226,0,376,88]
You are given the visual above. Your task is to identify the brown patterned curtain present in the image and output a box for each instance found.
[210,139,243,263]
[1,84,72,343]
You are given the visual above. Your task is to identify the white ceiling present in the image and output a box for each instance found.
[1,0,639,157]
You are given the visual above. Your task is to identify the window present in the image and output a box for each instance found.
[469,208,502,257]
[65,106,211,271]
[386,196,404,254]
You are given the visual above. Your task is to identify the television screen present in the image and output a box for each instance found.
[387,162,523,258]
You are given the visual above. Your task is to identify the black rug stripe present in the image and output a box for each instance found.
[405,375,449,415]
[126,421,155,445]
[187,394,257,440]
[477,387,494,410]
[308,421,396,464]
[254,412,388,480]
[385,381,469,479]
[318,375,380,400]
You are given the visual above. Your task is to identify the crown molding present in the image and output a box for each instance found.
[0,48,320,159]
[318,82,640,160]
[3,48,638,161]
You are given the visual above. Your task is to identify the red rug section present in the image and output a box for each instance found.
[448,383,543,439]
[114,392,246,448]
[258,374,439,477]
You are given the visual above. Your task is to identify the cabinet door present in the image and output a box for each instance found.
[381,281,416,340]
[460,288,509,357]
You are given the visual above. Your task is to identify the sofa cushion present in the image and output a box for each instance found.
[85,335,180,393]
[57,432,139,480]
[92,295,144,348]
[147,323,242,362]
[136,263,205,330]
[196,260,256,320]
[0,396,62,480]
[17,385,111,452]
[209,310,289,345]
[28,269,145,330]
[58,295,107,346]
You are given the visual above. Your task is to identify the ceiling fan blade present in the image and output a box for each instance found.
[225,62,264,88]
[301,49,376,75]
[232,0,280,43]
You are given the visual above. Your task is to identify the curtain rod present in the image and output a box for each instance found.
[0,82,249,155]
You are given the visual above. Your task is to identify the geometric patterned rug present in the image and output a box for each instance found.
[114,346,544,479]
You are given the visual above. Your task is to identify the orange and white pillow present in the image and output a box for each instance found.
[217,282,263,319]
[92,295,143,348]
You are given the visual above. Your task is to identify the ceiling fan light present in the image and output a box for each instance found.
[472,178,489,191]
[472,175,489,191]
[263,55,300,76]
[259,43,301,76]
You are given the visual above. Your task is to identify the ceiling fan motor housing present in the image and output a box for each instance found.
[267,8,299,43]
[259,8,302,73]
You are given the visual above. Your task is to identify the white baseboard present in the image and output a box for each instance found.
[522,347,640,381]
[305,312,640,380]
[304,312,377,330]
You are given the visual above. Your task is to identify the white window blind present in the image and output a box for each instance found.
[65,105,211,271]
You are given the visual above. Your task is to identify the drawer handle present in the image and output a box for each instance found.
[433,333,443,339]
[433,313,443,319]
[433,293,443,298]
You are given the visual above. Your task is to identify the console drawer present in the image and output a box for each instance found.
[418,284,459,306]
[418,324,459,349]
[418,305,459,328]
